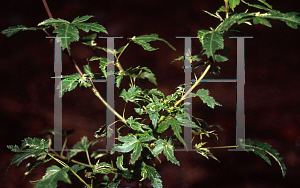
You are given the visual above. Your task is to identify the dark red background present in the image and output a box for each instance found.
[1,0,300,187]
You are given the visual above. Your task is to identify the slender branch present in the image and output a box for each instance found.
[201,145,238,149]
[224,0,229,19]
[86,151,92,166]
[41,0,127,125]
[174,64,211,107]
[114,39,133,73]
[60,136,68,156]
[48,153,92,188]
[48,147,92,168]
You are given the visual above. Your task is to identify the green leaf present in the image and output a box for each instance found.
[53,24,79,51]
[139,134,156,142]
[256,11,300,29]
[115,71,125,87]
[196,89,222,108]
[217,6,226,13]
[118,86,143,103]
[83,64,92,74]
[175,112,200,129]
[214,54,229,62]
[153,139,180,166]
[1,25,42,37]
[66,136,98,160]
[54,73,81,97]
[114,135,142,165]
[90,56,114,79]
[38,18,70,26]
[130,141,142,165]
[244,2,272,11]
[169,118,187,150]
[239,139,287,177]
[148,89,165,98]
[141,163,162,188]
[31,165,71,188]
[72,15,94,23]
[201,31,224,58]
[74,22,107,33]
[127,116,144,132]
[138,71,157,85]
[157,120,170,133]
[194,143,220,162]
[80,33,97,46]
[38,16,107,51]
[229,0,241,11]
[92,161,115,174]
[216,13,256,32]
[71,164,86,173]
[257,0,272,9]
[116,155,128,171]
[252,17,272,27]
[91,151,107,159]
[145,101,162,128]
[7,138,49,171]
[131,34,176,51]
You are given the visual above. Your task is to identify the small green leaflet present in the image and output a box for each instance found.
[148,88,165,98]
[80,33,97,46]
[201,31,224,59]
[239,138,287,177]
[66,136,98,160]
[194,142,220,162]
[54,72,94,97]
[30,165,71,188]
[38,15,107,51]
[153,139,180,166]
[55,73,80,98]
[229,0,240,11]
[140,163,162,188]
[93,161,115,174]
[90,56,114,79]
[214,54,229,62]
[138,71,157,85]
[71,164,86,173]
[145,95,169,128]
[257,0,272,9]
[1,25,43,37]
[131,34,176,51]
[118,86,143,103]
[216,13,256,32]
[7,137,50,171]
[253,17,272,27]
[196,89,222,109]
[116,155,128,171]
[114,134,142,165]
[127,116,144,132]
[256,11,300,29]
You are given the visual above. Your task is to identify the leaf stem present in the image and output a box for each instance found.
[115,40,132,73]
[224,0,229,19]
[202,145,237,149]
[90,85,127,124]
[48,153,92,188]
[49,148,92,168]
[86,151,92,166]
[174,64,211,107]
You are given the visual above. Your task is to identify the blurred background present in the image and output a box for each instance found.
[0,0,300,187]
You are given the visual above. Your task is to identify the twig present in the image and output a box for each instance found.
[41,0,127,125]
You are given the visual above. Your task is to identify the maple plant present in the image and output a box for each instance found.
[2,0,300,188]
